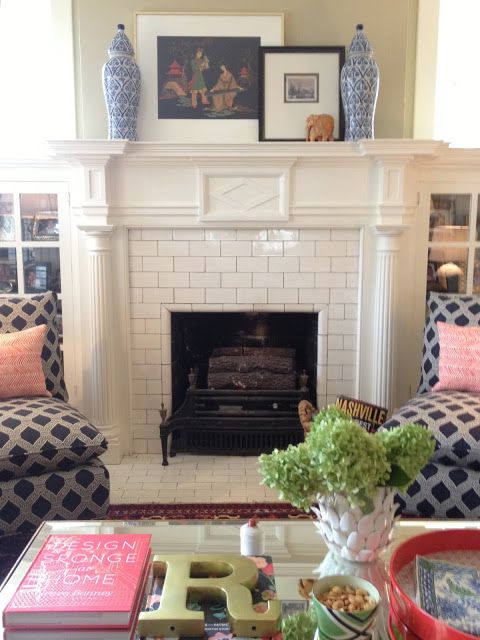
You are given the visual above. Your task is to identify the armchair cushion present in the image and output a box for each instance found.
[0,397,108,481]
[383,390,480,470]
[417,292,480,394]
[0,292,67,401]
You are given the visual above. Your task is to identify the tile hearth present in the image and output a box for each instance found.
[106,453,282,505]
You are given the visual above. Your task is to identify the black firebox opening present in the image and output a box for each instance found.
[171,312,318,412]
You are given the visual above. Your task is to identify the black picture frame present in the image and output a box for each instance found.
[259,46,345,141]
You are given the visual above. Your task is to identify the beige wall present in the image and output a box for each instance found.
[73,0,418,140]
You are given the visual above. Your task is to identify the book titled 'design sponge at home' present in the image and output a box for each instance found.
[3,533,151,629]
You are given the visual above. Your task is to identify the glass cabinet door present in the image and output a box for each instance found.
[427,193,473,294]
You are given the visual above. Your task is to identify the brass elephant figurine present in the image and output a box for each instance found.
[306,114,335,142]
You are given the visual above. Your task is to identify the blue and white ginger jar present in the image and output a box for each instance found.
[102,24,141,141]
[341,24,379,141]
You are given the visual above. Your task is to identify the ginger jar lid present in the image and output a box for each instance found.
[348,24,374,56]
[108,24,134,56]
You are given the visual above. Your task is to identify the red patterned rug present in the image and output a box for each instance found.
[107,502,313,521]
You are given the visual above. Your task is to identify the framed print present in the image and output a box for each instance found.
[134,12,284,142]
[259,46,345,141]
[32,213,59,241]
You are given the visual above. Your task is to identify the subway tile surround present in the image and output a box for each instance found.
[129,227,359,454]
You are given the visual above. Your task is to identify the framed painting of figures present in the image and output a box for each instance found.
[134,12,284,142]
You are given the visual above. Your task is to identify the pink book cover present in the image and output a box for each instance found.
[4,533,151,628]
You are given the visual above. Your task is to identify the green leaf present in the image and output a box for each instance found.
[384,464,411,489]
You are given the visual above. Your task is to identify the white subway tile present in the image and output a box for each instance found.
[284,241,315,256]
[300,257,330,272]
[143,257,174,271]
[206,257,236,272]
[166,304,191,311]
[158,272,189,288]
[316,241,347,257]
[133,440,148,454]
[300,229,330,241]
[331,257,358,272]
[328,319,357,335]
[206,288,237,303]
[133,379,147,394]
[174,257,205,272]
[129,241,157,256]
[130,319,145,334]
[268,229,298,241]
[347,240,360,256]
[331,229,359,240]
[317,336,328,365]
[268,288,298,304]
[315,272,347,288]
[327,380,355,396]
[237,257,267,272]
[132,409,147,424]
[345,304,358,319]
[160,310,171,336]
[130,272,158,288]
[162,364,172,390]
[343,365,356,380]
[222,272,252,288]
[143,288,174,304]
[129,256,143,271]
[237,288,268,304]
[330,288,358,304]
[329,350,355,365]
[174,288,205,303]
[147,380,163,395]
[328,304,345,319]
[129,229,141,240]
[190,272,221,287]
[190,241,221,256]
[327,365,342,380]
[343,335,357,350]
[328,335,343,350]
[157,241,189,256]
[253,304,285,312]
[299,288,329,304]
[191,304,224,311]
[173,228,204,240]
[130,288,142,303]
[131,334,162,349]
[131,365,147,380]
[142,229,173,240]
[131,349,146,364]
[236,229,267,241]
[269,257,299,272]
[252,241,283,256]
[146,319,162,334]
[161,333,171,363]
[284,272,314,288]
[285,304,314,311]
[147,410,160,424]
[147,440,162,455]
[205,229,236,240]
[221,241,252,256]
[132,395,162,410]
[347,273,359,287]
[222,304,254,312]
[253,272,283,288]
[146,349,162,364]
[134,425,159,439]
[131,303,161,319]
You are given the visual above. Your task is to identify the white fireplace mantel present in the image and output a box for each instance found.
[34,138,466,459]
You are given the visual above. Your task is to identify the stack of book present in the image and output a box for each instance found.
[2,533,152,640]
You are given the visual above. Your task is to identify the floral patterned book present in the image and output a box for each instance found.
[416,555,480,636]
[140,555,280,640]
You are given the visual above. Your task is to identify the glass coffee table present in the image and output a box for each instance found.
[1,518,479,639]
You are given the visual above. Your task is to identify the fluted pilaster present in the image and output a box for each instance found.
[371,226,404,409]
[82,225,119,458]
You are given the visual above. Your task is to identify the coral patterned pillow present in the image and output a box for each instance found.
[433,321,480,392]
[0,325,51,399]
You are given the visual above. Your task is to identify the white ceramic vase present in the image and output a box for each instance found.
[311,488,398,562]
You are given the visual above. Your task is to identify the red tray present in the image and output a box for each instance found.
[388,595,421,639]
[389,529,480,640]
